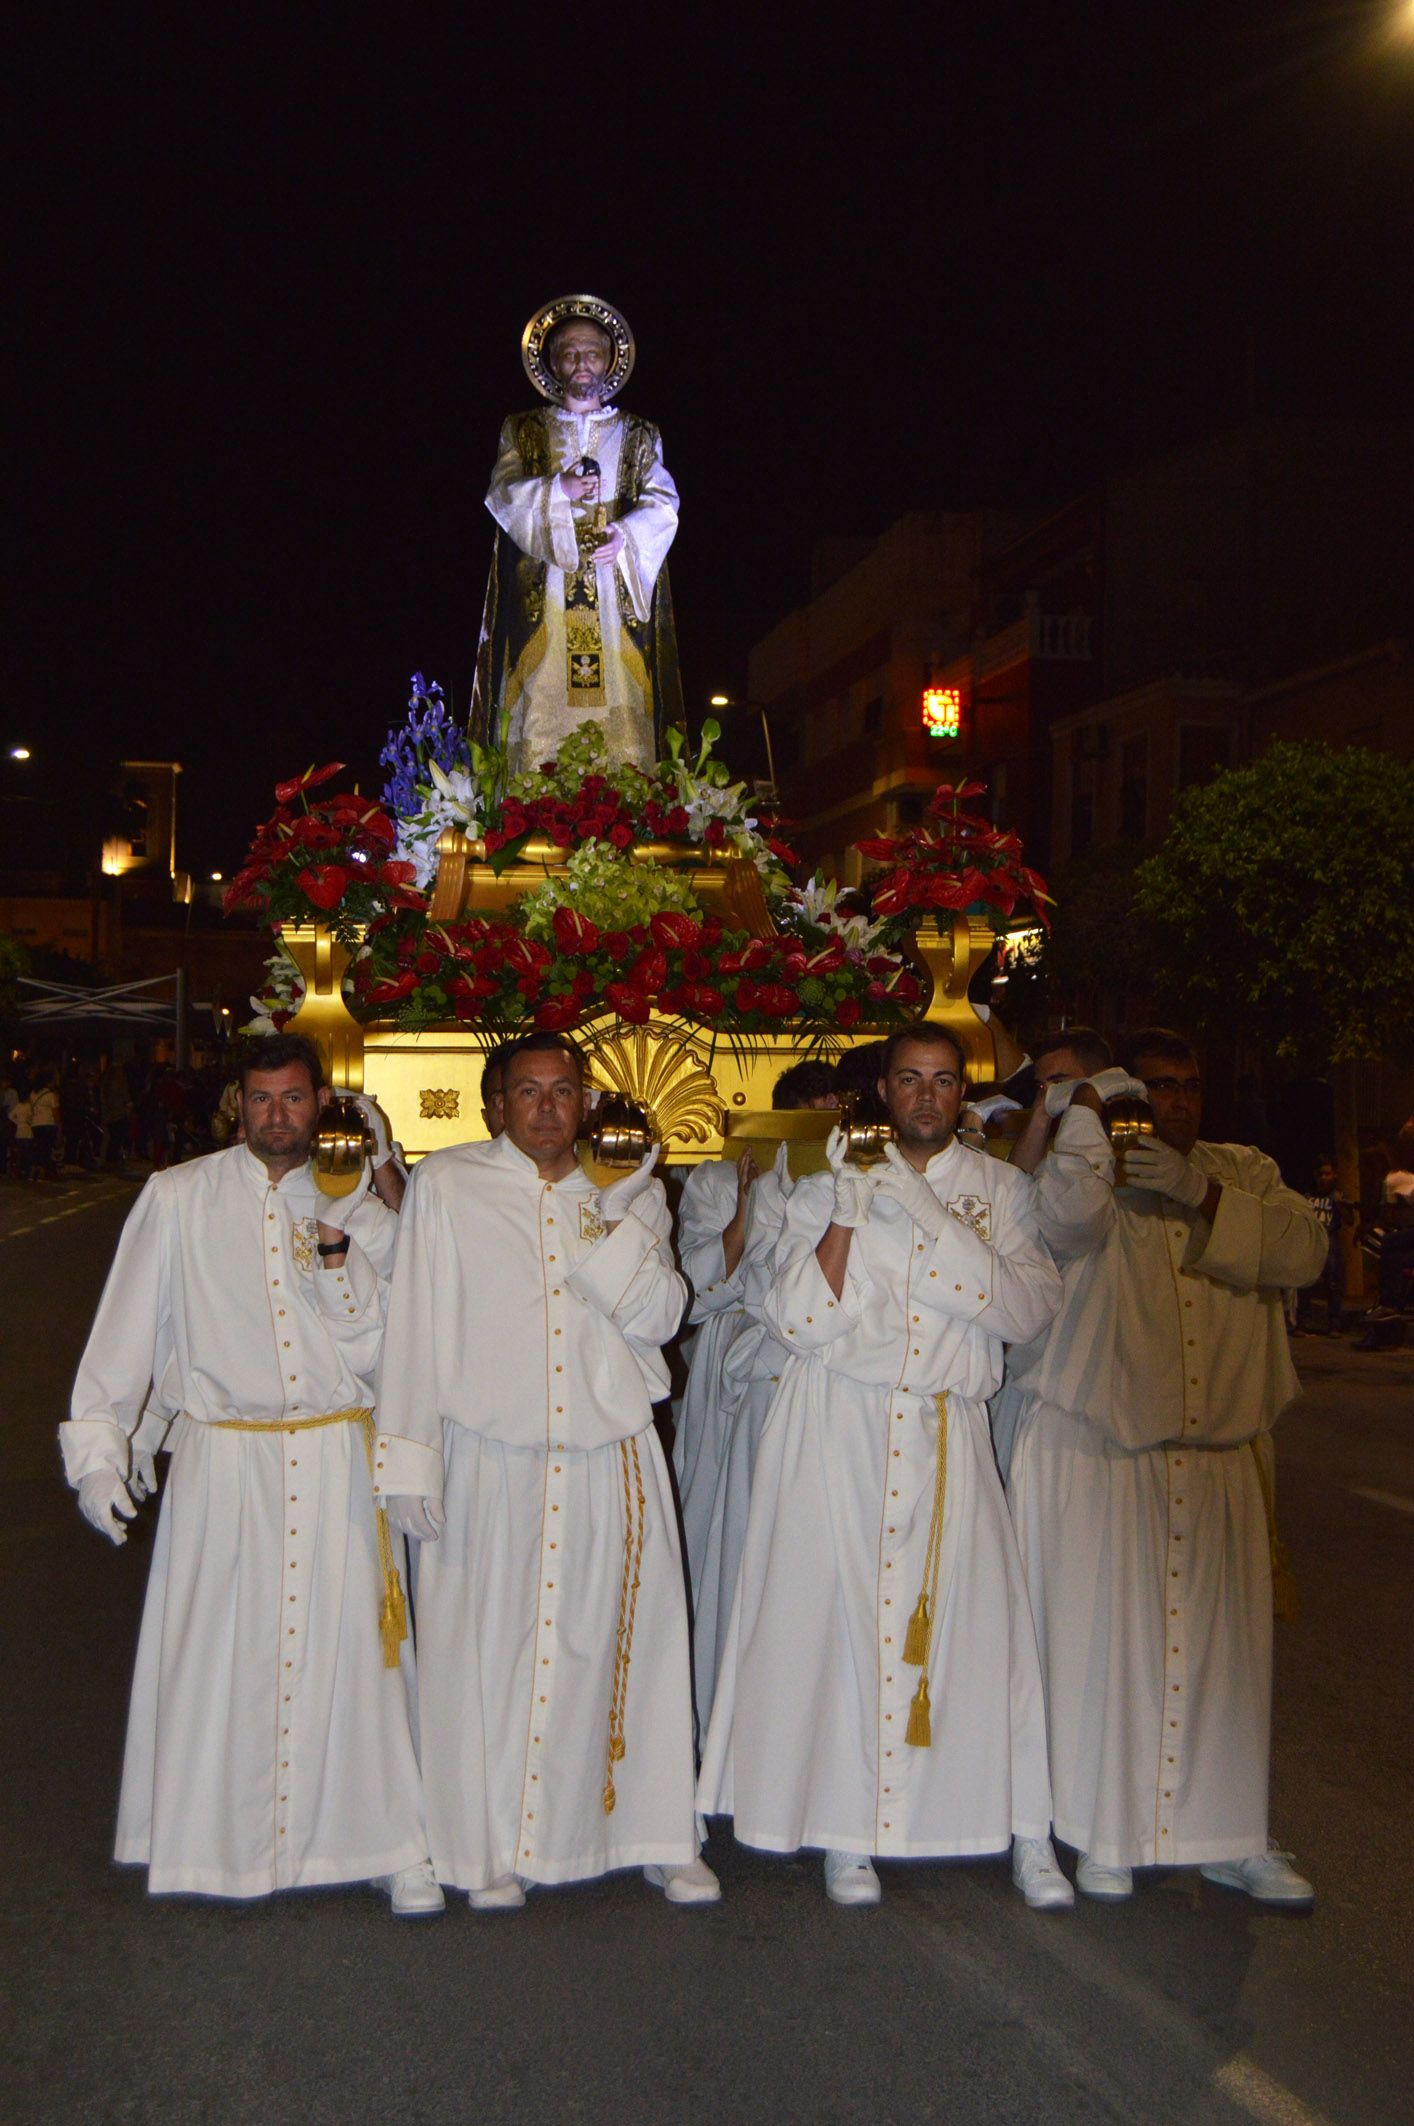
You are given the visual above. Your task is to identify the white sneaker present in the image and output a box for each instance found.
[1200,1848,1314,1908]
[1011,1837,1076,1910]
[824,1850,882,1906]
[375,1859,445,1917]
[468,1874,528,1911]
[643,1858,722,1905]
[1076,1853,1134,1901]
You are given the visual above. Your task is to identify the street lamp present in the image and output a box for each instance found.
[709,693,778,799]
[210,871,223,882]
[8,746,31,761]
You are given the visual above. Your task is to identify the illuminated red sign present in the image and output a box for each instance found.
[922,685,962,739]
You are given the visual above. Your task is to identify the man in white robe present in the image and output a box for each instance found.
[699,1024,1070,1908]
[684,1059,841,1732]
[61,1035,440,1912]
[375,1031,719,1908]
[996,1027,1326,1905]
[470,295,682,775]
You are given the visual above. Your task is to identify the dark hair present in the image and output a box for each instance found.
[545,316,612,362]
[1033,1025,1113,1076]
[879,1021,966,1082]
[501,1031,585,1084]
[772,1059,838,1110]
[234,1032,326,1095]
[1122,1026,1198,1074]
[834,1041,889,1095]
[481,1042,511,1100]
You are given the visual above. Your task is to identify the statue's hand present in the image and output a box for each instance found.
[593,524,625,567]
[559,466,599,503]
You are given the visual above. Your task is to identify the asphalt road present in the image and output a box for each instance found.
[2,1174,1411,2126]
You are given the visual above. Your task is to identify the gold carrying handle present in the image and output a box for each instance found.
[1104,1096,1155,1188]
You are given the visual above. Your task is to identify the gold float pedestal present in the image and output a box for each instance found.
[280,904,1002,1166]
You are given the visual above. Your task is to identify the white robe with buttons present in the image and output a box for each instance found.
[672,1158,750,1718]
[690,1164,793,1731]
[60,1146,427,1898]
[697,1141,1062,1858]
[994,1108,1327,1868]
[374,1133,697,1891]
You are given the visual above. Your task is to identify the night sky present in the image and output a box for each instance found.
[9,4,1413,879]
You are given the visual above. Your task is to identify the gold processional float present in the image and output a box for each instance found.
[281,825,1010,1192]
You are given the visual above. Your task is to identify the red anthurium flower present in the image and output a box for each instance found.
[835,997,862,1030]
[552,905,601,954]
[649,910,701,950]
[805,940,846,975]
[274,761,345,805]
[605,982,653,1024]
[504,937,552,976]
[379,858,418,886]
[628,948,668,991]
[535,996,582,1031]
[366,973,420,1006]
[296,864,351,910]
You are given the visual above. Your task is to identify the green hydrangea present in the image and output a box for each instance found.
[520,841,702,938]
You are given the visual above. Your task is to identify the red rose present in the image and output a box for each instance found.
[835,997,862,1030]
[415,949,442,976]
[649,910,701,950]
[534,996,581,1031]
[552,905,601,954]
[607,822,635,850]
[703,819,727,849]
[605,982,652,1024]
[665,806,690,837]
[296,864,351,910]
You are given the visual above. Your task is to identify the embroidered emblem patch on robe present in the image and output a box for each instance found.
[580,1200,607,1243]
[946,1193,992,1243]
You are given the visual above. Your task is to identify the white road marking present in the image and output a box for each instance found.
[1348,1485,1414,1517]
[1214,2055,1334,2126]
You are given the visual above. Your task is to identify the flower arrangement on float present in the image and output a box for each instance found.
[224,678,1048,1042]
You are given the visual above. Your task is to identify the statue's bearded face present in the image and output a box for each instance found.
[549,321,614,402]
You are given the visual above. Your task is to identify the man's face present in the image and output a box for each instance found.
[481,1068,505,1140]
[238,1064,327,1167]
[805,1092,841,1111]
[879,1038,965,1154]
[1133,1052,1203,1155]
[1035,1046,1091,1096]
[503,1050,585,1168]
[1315,1160,1336,1191]
[550,322,612,400]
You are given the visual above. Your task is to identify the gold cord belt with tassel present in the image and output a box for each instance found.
[207,1406,408,1668]
[901,1392,949,1748]
[603,1434,647,1815]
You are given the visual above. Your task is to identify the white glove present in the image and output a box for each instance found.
[597,1144,661,1224]
[825,1125,877,1227]
[348,1092,395,1170]
[967,1093,1023,1124]
[1119,1135,1209,1208]
[772,1139,795,1197]
[382,1494,445,1543]
[1043,1077,1085,1118]
[1088,1068,1150,1106]
[873,1141,952,1241]
[78,1470,138,1546]
[129,1448,159,1502]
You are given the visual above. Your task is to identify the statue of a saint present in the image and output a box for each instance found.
[469,294,685,775]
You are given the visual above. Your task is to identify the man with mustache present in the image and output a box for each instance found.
[61,1034,441,1914]
[698,1023,1068,1908]
[470,294,684,775]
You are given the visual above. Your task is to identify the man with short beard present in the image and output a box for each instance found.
[61,1034,440,1913]
[470,294,683,775]
[1001,1027,1325,1906]
[698,1024,1068,1908]
[375,1032,719,1908]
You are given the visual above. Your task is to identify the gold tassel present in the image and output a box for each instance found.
[380,1563,408,1669]
[1271,1538,1300,1623]
[906,1675,932,1749]
[602,1779,617,1815]
[903,1592,931,1666]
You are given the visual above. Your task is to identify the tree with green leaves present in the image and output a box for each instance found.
[1132,742,1414,1068]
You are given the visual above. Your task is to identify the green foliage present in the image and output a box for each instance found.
[1133,742,1414,1066]
[520,843,701,937]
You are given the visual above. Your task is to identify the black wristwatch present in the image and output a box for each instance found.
[316,1236,349,1258]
